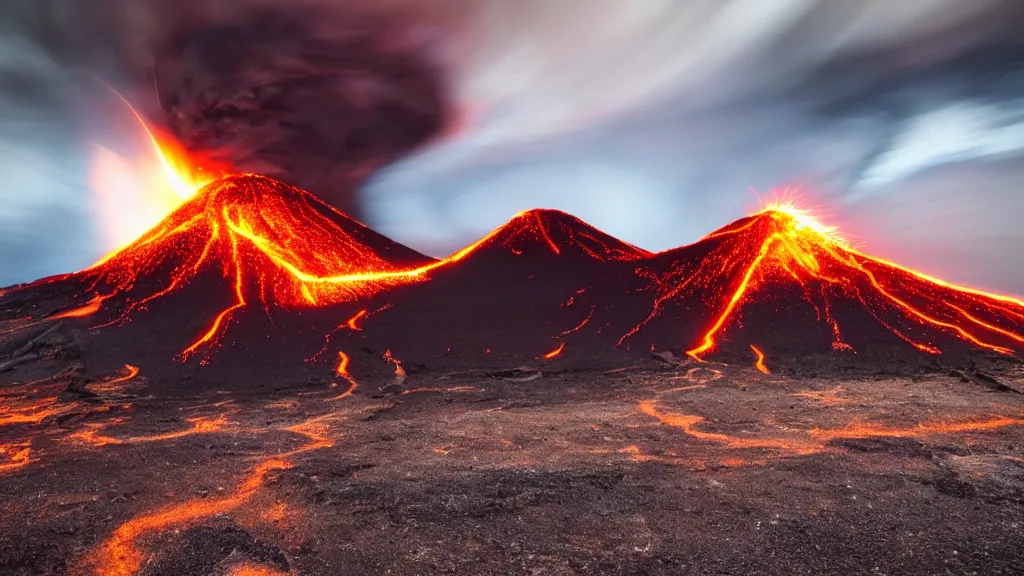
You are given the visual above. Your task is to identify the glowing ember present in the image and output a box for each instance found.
[750,345,770,374]
[622,199,1024,359]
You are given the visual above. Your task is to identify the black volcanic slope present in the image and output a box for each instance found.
[2,178,1023,392]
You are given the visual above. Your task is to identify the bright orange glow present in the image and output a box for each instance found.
[346,309,368,331]
[88,88,223,256]
[65,414,229,447]
[639,401,819,454]
[85,459,290,576]
[640,400,1024,458]
[750,345,770,374]
[0,442,31,474]
[52,293,111,319]
[541,342,566,360]
[622,196,1024,359]
[561,305,595,336]
[334,351,358,390]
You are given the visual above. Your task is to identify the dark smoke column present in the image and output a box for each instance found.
[154,7,448,219]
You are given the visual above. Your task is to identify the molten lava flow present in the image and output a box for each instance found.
[65,415,229,447]
[52,293,112,319]
[84,459,290,576]
[639,401,820,454]
[561,305,595,336]
[0,396,79,427]
[541,342,566,360]
[87,364,141,395]
[70,174,440,358]
[334,351,358,390]
[750,345,770,374]
[346,309,368,331]
[623,198,1024,359]
[0,442,31,474]
[640,400,1024,458]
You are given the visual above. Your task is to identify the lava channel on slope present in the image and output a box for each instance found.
[3,174,434,361]
[620,203,1024,363]
[340,208,653,368]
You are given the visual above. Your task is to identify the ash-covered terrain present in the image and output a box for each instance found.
[2,175,1024,575]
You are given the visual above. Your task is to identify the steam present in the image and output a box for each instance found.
[1,0,1024,293]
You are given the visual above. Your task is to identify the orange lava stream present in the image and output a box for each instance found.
[0,396,79,427]
[383,349,407,381]
[561,305,595,336]
[617,201,1023,359]
[541,342,566,360]
[81,397,354,575]
[85,459,290,576]
[640,401,1024,457]
[0,442,32,474]
[346,309,368,331]
[65,414,229,447]
[750,345,770,374]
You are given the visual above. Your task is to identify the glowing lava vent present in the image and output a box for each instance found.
[621,203,1024,359]
[58,175,433,357]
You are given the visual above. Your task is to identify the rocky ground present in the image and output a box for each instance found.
[2,343,1024,576]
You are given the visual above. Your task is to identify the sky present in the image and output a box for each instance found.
[1,0,1023,295]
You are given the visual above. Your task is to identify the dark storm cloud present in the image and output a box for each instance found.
[154,5,448,218]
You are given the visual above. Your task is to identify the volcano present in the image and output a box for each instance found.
[2,179,1023,389]
[619,205,1024,366]
[4,175,431,356]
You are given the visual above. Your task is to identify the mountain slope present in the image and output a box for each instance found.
[620,206,1024,361]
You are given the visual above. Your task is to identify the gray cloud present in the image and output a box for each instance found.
[2,0,1024,294]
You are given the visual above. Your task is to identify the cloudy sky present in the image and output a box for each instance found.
[1,0,1023,294]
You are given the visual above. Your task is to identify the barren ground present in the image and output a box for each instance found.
[3,349,1024,575]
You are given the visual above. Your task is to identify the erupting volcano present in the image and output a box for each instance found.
[2,174,1023,382]
[620,203,1024,364]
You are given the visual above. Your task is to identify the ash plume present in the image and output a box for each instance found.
[153,5,449,218]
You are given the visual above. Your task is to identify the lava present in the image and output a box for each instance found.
[83,459,291,576]
[622,200,1024,359]
[541,342,566,360]
[383,349,407,382]
[640,400,1024,458]
[335,351,357,388]
[346,309,368,330]
[750,345,770,374]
